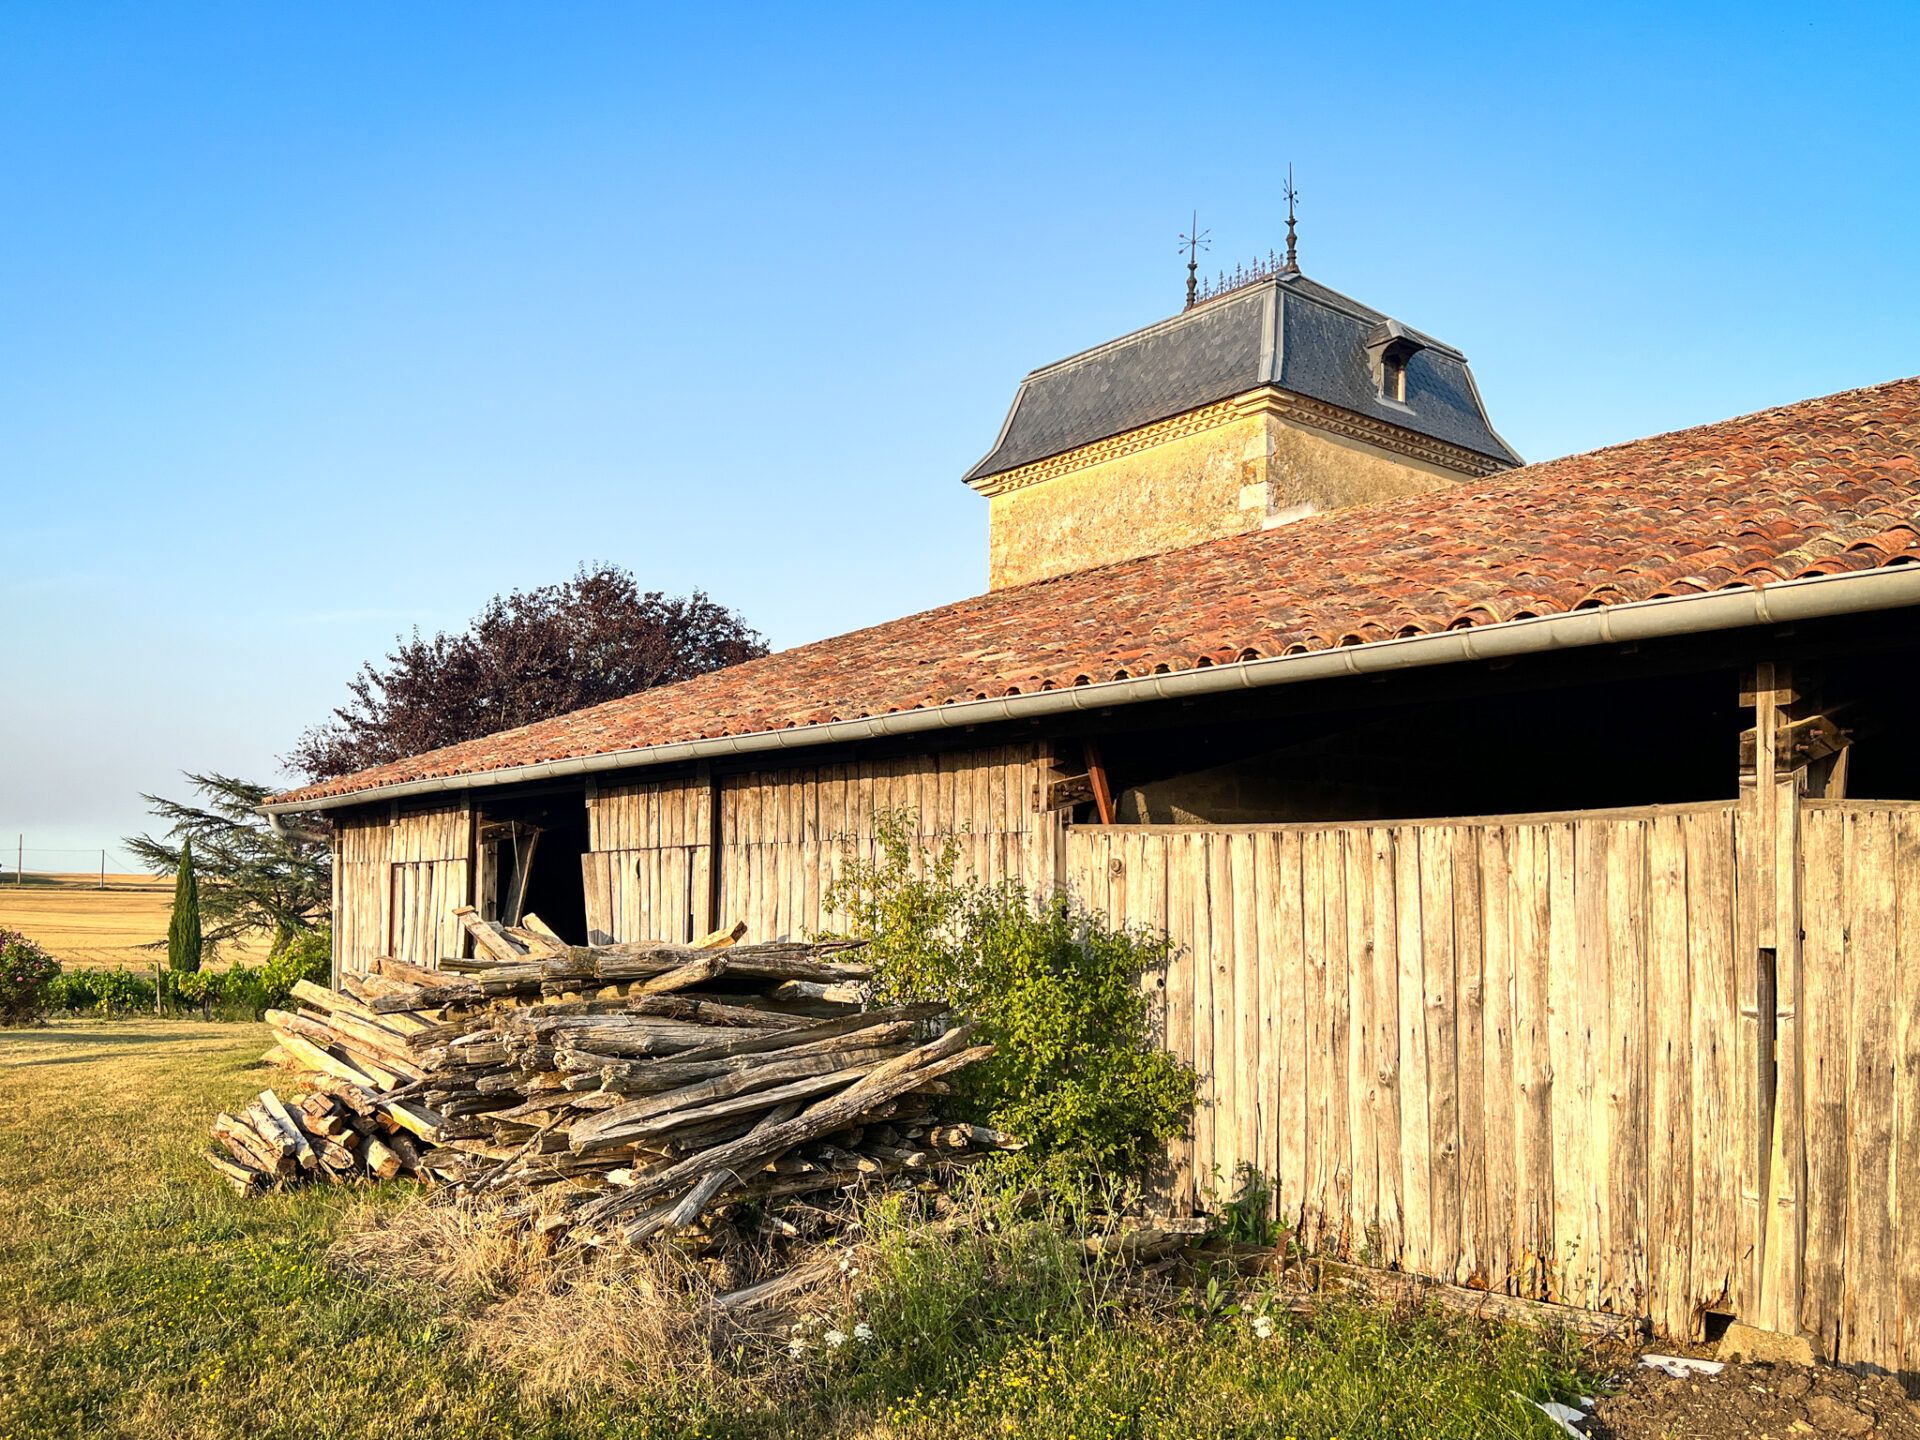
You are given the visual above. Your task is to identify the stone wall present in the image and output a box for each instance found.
[979,389,1493,590]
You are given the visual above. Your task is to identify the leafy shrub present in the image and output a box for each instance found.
[0,928,62,1024]
[44,965,155,1016]
[825,812,1194,1182]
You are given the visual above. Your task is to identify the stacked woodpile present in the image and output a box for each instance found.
[205,907,1013,1248]
[204,1077,442,1191]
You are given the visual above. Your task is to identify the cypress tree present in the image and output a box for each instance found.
[168,838,203,973]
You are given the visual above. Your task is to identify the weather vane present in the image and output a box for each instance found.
[1179,210,1211,309]
[1281,165,1300,274]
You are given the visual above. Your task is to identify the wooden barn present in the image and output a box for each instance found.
[265,266,1920,1378]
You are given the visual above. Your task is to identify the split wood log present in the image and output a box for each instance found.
[570,1042,914,1150]
[268,1028,383,1090]
[266,1010,414,1086]
[377,1098,446,1144]
[362,1133,403,1181]
[693,920,748,949]
[213,1112,294,1178]
[633,955,727,997]
[768,979,868,1006]
[625,994,794,1028]
[519,913,569,953]
[203,1147,266,1193]
[1298,1257,1649,1340]
[455,906,527,963]
[582,1057,907,1150]
[258,1089,318,1171]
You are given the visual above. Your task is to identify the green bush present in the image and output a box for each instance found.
[1,927,62,1024]
[45,965,155,1016]
[826,812,1194,1182]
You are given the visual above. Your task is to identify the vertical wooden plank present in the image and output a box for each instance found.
[1573,819,1612,1310]
[1419,825,1462,1282]
[1842,809,1896,1372]
[1605,820,1649,1318]
[1798,806,1848,1358]
[1394,826,1432,1280]
[1685,807,1738,1325]
[1208,833,1239,1196]
[1732,800,1764,1320]
[1892,810,1920,1386]
[1368,825,1403,1266]
[1545,821,1586,1305]
[1164,834,1198,1214]
[1320,829,1351,1252]
[1478,824,1518,1296]
[1344,827,1379,1260]
[1300,829,1330,1248]
[1251,831,1282,1204]
[1232,834,1262,1195]
[1452,825,1488,1287]
[1510,824,1556,1300]
[1647,813,1694,1338]
[1274,830,1308,1237]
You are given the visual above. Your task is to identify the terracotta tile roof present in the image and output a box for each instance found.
[273,376,1920,806]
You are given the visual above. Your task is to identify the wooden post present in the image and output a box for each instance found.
[1741,662,1806,1338]
[1082,741,1116,826]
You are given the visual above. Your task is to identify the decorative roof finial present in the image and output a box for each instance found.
[1179,210,1211,310]
[1282,165,1300,275]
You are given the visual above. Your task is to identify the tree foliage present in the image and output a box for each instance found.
[126,774,332,959]
[167,838,203,973]
[826,812,1195,1182]
[288,563,768,781]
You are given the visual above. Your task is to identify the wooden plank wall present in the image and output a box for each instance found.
[577,744,1064,945]
[584,777,712,944]
[331,805,473,978]
[1067,802,1748,1334]
[715,744,1064,941]
[1796,799,1920,1382]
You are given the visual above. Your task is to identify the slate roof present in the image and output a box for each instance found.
[962,272,1523,482]
[272,376,1920,807]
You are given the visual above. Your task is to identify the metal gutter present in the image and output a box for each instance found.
[260,564,1920,816]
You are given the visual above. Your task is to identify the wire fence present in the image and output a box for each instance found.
[0,838,157,886]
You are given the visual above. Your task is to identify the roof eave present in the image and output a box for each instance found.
[261,562,1920,816]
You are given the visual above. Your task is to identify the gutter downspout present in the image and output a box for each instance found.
[259,563,1920,817]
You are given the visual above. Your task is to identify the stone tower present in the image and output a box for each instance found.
[964,270,1520,590]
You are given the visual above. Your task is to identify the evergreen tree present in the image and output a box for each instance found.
[168,838,204,973]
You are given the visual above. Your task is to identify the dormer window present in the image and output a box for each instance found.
[1364,320,1424,408]
[1381,350,1407,403]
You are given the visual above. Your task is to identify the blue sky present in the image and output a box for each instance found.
[2,2,1915,865]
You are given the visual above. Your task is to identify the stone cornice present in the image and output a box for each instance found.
[965,387,1511,498]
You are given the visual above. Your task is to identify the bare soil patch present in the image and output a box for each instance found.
[1592,1358,1920,1439]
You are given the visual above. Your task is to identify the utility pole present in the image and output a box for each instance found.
[100,849,107,889]
[15,834,20,885]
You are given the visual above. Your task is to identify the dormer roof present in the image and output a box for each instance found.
[963,272,1522,485]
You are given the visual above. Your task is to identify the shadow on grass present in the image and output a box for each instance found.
[0,1023,265,1066]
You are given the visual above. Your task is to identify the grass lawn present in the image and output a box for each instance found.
[0,1021,1594,1440]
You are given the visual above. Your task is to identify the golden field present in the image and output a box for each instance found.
[0,873,274,969]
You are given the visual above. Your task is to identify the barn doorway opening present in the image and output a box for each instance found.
[474,790,591,946]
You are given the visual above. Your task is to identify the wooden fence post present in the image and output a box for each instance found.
[1741,662,1807,1338]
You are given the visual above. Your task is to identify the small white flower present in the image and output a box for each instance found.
[823,1328,847,1349]
[838,1254,854,1273]
[787,1338,806,1359]
[853,1322,874,1342]
[1252,1314,1275,1340]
